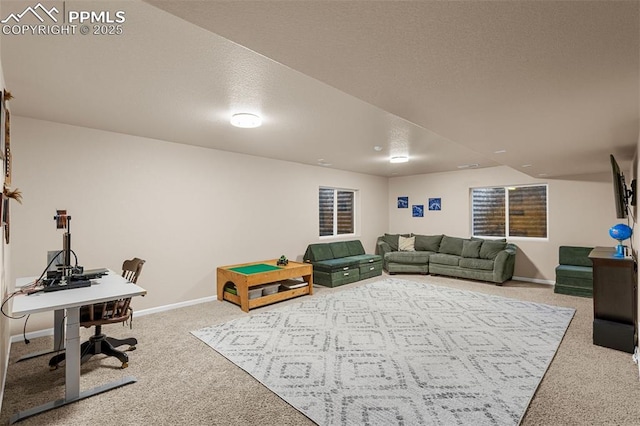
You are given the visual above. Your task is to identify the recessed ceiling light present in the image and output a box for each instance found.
[538,173,549,177]
[390,155,409,163]
[522,164,533,168]
[230,113,262,128]
[494,149,507,154]
[374,145,383,151]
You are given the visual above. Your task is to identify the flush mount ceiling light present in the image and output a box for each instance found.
[390,155,409,164]
[230,113,262,128]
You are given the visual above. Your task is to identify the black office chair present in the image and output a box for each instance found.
[49,258,145,370]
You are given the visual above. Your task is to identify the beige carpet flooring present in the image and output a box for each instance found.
[1,273,640,425]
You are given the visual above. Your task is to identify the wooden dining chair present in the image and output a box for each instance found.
[49,257,145,370]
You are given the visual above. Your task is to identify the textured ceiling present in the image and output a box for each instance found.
[1,0,638,178]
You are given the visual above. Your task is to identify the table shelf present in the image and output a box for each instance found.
[223,285,311,310]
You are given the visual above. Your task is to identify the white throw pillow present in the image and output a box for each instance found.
[398,235,415,251]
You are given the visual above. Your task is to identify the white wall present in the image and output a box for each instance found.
[9,116,629,335]
[9,116,389,335]
[389,166,617,281]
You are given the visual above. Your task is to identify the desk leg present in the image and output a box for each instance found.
[16,310,65,363]
[10,307,137,424]
[53,309,65,351]
[65,307,81,400]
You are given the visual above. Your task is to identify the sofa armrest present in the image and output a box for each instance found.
[376,240,392,257]
[494,247,516,283]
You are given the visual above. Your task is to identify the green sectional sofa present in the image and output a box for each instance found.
[376,233,517,285]
[303,240,382,287]
[554,246,593,297]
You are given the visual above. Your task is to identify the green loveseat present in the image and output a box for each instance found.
[303,240,382,287]
[554,246,593,297]
[376,233,517,285]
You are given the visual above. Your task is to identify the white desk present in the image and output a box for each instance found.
[10,271,147,424]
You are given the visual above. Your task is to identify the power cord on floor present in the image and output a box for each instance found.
[23,314,30,344]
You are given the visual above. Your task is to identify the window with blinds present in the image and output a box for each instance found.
[471,185,547,238]
[319,187,355,237]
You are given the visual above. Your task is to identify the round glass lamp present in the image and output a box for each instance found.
[390,155,409,163]
[230,113,262,128]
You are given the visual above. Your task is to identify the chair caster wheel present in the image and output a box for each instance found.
[121,362,128,369]
[127,346,136,352]
[49,365,58,371]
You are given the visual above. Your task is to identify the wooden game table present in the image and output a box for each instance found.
[216,259,313,312]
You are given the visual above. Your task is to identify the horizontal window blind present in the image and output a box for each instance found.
[508,186,547,238]
[319,188,335,237]
[337,191,354,235]
[472,187,506,237]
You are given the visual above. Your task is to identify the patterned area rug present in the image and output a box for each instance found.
[193,278,575,425]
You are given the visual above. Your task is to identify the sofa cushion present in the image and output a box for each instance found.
[556,265,593,280]
[480,241,507,260]
[304,243,334,262]
[472,236,507,243]
[313,257,359,272]
[349,254,383,265]
[398,235,416,251]
[439,236,464,256]
[382,233,410,251]
[313,268,360,287]
[559,246,593,267]
[345,240,366,256]
[330,242,350,259]
[385,251,431,264]
[461,240,482,258]
[429,253,461,266]
[413,234,443,252]
[459,258,495,271]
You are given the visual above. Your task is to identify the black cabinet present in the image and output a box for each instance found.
[589,247,637,353]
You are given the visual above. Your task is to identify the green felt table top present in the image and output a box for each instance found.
[228,263,282,275]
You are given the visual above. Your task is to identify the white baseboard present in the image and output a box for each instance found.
[10,295,218,343]
[134,295,217,317]
[10,327,55,344]
[512,276,555,286]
